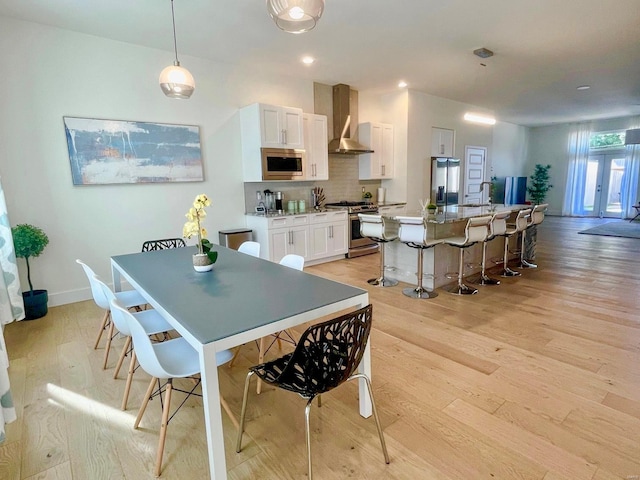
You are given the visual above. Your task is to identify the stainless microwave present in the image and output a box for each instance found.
[261,148,305,181]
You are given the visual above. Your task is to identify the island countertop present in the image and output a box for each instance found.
[405,203,531,224]
[380,203,533,289]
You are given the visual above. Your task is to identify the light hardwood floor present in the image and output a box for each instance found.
[1,216,639,479]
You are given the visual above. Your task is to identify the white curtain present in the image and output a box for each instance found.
[621,116,640,219]
[562,122,592,216]
[0,177,22,443]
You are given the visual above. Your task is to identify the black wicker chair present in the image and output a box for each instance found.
[141,238,186,252]
[235,304,389,479]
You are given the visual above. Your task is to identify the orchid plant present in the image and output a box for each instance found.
[183,194,218,264]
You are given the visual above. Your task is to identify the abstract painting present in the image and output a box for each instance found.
[63,117,204,185]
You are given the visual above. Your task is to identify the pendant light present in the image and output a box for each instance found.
[159,0,195,99]
[266,0,325,34]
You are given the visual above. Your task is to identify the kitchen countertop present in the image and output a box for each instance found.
[399,204,531,223]
[378,201,407,207]
[246,209,328,217]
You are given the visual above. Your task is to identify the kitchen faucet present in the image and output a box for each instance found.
[479,181,495,209]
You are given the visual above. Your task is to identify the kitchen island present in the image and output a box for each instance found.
[382,204,530,290]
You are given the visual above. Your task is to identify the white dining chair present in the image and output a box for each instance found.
[238,241,261,257]
[255,254,305,394]
[279,253,305,270]
[94,275,173,410]
[229,254,305,393]
[110,298,236,477]
[76,259,147,354]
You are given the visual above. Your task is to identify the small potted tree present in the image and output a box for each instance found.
[524,164,552,262]
[527,164,553,205]
[12,223,50,320]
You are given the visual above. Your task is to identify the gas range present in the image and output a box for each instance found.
[324,201,378,214]
[324,201,379,258]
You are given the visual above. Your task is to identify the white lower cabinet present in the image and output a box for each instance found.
[269,224,309,261]
[308,212,348,261]
[246,211,347,265]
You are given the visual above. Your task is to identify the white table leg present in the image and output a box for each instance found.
[111,263,122,292]
[357,341,373,418]
[200,344,227,480]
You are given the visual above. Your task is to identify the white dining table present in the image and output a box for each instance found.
[111,246,370,479]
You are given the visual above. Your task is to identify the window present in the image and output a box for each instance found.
[589,130,626,150]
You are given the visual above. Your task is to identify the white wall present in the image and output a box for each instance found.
[0,16,313,306]
[407,91,496,209]
[492,122,529,178]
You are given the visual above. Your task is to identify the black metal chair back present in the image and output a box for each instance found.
[252,304,372,398]
[141,238,186,252]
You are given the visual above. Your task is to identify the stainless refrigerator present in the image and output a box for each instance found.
[431,157,460,207]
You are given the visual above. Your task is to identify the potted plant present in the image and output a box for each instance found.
[527,164,553,205]
[11,223,50,320]
[183,194,218,272]
[524,164,552,262]
[427,203,437,214]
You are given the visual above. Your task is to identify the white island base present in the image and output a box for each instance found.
[380,205,530,290]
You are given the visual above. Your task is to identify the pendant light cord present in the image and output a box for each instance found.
[170,0,180,66]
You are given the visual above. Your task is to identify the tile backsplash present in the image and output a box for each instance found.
[243,155,381,213]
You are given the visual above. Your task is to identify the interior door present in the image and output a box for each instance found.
[584,153,626,217]
[463,146,487,205]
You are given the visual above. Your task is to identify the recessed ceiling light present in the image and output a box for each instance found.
[576,85,591,90]
[398,81,407,88]
[301,56,315,65]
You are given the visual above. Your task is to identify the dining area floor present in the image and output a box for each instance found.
[1,216,639,479]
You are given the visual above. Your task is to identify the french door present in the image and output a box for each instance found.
[584,153,626,217]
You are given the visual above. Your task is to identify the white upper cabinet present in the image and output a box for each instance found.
[302,113,329,181]
[431,127,455,157]
[241,103,304,150]
[358,122,394,179]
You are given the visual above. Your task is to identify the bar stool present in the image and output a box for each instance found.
[359,213,398,287]
[396,216,443,299]
[442,216,493,295]
[471,211,511,286]
[500,208,531,277]
[518,203,547,269]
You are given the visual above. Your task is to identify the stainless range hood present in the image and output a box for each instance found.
[328,84,374,155]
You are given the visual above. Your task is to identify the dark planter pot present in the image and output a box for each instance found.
[22,289,48,320]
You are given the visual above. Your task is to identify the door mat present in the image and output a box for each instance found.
[578,221,640,238]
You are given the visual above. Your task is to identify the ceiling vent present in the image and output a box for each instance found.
[473,48,494,59]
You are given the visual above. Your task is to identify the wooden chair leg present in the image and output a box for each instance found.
[135,377,157,429]
[229,345,242,368]
[121,350,137,411]
[220,395,239,430]
[94,310,110,349]
[154,380,173,477]
[102,321,115,370]
[113,337,131,379]
[257,337,266,394]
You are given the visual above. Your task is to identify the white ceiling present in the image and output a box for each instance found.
[3,0,640,127]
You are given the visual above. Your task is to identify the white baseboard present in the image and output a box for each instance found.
[47,280,134,307]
